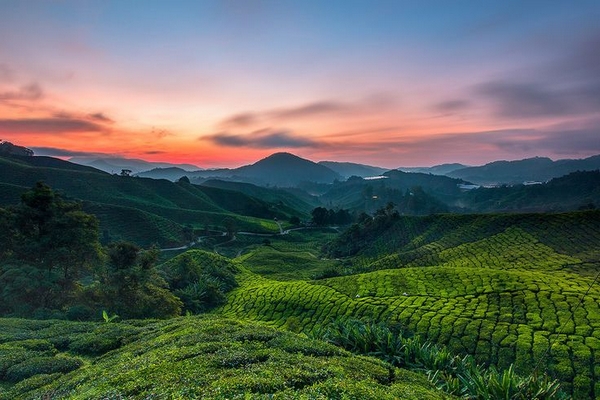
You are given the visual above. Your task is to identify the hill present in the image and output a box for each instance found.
[135,166,201,181]
[447,155,600,185]
[232,152,341,186]
[0,154,292,246]
[200,179,318,217]
[318,170,467,213]
[461,170,600,212]
[220,211,600,398]
[318,160,389,178]
[68,156,201,174]
[0,316,447,400]
[398,163,468,175]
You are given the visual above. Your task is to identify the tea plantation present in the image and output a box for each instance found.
[220,211,600,398]
[0,316,448,399]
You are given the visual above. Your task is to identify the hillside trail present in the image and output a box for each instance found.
[160,224,339,253]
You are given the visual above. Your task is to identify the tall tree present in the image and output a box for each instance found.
[0,182,103,314]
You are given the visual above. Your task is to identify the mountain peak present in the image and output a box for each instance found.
[236,152,340,186]
[255,152,304,163]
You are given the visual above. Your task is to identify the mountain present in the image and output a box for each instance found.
[460,170,600,212]
[318,161,388,178]
[447,155,600,185]
[231,152,341,186]
[318,170,468,213]
[135,167,197,181]
[69,156,201,174]
[398,163,468,175]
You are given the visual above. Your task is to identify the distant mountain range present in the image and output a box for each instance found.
[69,156,201,174]
[398,163,468,175]
[139,153,342,187]
[69,151,600,189]
[446,155,600,185]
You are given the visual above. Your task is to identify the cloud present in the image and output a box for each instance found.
[88,112,114,123]
[433,99,470,113]
[398,123,600,157]
[270,101,351,119]
[0,82,43,101]
[0,117,105,134]
[218,94,395,128]
[144,150,167,155]
[151,127,174,138]
[475,80,571,118]
[205,129,320,149]
[472,30,600,120]
[220,112,258,128]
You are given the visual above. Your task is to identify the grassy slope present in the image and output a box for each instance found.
[0,156,290,246]
[220,212,600,398]
[201,179,317,217]
[0,316,448,400]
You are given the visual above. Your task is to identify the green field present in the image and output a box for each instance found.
[0,316,448,400]
[220,211,600,398]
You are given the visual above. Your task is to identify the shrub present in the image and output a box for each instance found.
[314,318,566,399]
[5,355,83,382]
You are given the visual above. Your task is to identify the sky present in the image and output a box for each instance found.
[0,0,599,168]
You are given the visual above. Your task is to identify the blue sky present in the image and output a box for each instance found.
[0,0,599,167]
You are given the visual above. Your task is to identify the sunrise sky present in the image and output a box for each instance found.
[1,1,599,168]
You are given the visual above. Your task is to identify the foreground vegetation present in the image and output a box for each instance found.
[0,316,449,399]
[0,183,240,320]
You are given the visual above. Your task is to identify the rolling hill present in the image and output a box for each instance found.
[67,156,201,174]
[219,211,600,398]
[318,160,389,178]
[0,316,447,400]
[0,154,297,246]
[461,170,600,212]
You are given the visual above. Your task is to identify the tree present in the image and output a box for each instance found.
[222,217,237,238]
[311,207,329,226]
[101,242,182,319]
[0,183,103,314]
[0,140,34,156]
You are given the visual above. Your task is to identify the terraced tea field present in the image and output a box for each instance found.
[221,212,600,398]
[0,316,446,399]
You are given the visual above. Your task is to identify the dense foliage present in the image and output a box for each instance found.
[160,250,238,313]
[314,319,565,399]
[0,182,102,317]
[0,183,238,320]
[221,210,600,398]
[0,316,448,400]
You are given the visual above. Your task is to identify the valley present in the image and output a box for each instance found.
[0,148,599,399]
